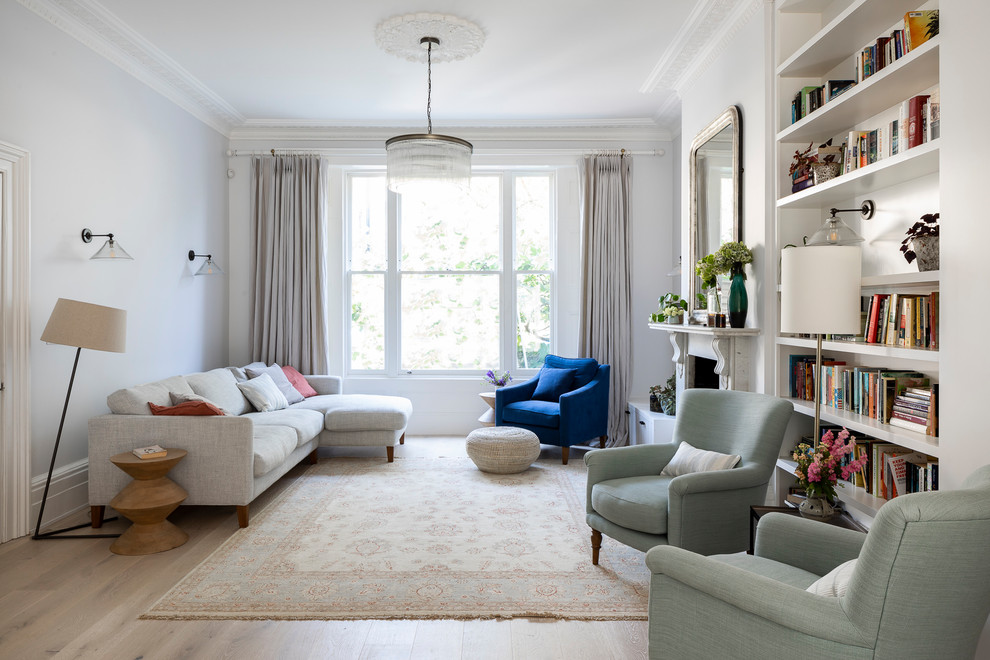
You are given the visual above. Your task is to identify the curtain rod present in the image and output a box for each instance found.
[226,148,664,157]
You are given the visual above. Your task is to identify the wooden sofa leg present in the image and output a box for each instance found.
[561,446,569,465]
[386,446,394,462]
[236,505,249,528]
[591,529,602,565]
[599,435,607,449]
[308,448,318,465]
[91,505,105,529]
[399,433,405,445]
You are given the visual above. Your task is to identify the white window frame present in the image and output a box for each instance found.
[344,168,557,378]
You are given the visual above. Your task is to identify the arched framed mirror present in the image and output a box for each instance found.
[688,105,742,313]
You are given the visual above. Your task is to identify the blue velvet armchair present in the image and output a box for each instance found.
[494,355,610,465]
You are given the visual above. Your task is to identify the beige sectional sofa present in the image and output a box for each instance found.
[88,365,412,527]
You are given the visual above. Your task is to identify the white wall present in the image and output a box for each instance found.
[226,139,674,435]
[0,3,228,526]
[678,5,771,394]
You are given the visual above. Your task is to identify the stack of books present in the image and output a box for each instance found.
[889,385,938,436]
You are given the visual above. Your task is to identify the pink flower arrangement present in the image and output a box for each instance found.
[792,428,867,502]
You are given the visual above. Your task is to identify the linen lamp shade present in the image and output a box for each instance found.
[780,246,862,336]
[41,298,126,353]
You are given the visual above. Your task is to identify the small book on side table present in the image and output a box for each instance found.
[132,444,167,460]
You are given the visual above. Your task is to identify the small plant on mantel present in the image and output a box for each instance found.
[900,212,939,264]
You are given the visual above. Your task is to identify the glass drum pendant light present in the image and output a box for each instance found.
[377,14,484,193]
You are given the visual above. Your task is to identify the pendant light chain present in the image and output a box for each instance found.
[426,39,433,135]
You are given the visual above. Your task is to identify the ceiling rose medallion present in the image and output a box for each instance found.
[376,13,485,192]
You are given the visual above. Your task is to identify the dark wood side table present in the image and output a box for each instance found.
[749,505,867,554]
[108,449,189,555]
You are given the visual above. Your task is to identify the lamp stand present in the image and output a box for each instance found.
[813,334,822,449]
[33,347,119,540]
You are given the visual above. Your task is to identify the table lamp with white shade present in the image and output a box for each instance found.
[780,245,862,446]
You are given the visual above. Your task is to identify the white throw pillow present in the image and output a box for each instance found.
[245,363,304,404]
[660,441,741,477]
[237,373,289,412]
[806,558,857,597]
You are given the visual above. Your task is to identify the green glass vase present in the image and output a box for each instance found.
[728,263,747,328]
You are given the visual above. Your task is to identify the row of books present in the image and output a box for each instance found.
[787,358,938,436]
[849,438,938,499]
[856,10,938,83]
[890,386,939,436]
[863,291,939,350]
[842,92,937,173]
[789,11,938,127]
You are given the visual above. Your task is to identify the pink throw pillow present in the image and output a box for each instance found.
[282,365,318,398]
[149,400,225,416]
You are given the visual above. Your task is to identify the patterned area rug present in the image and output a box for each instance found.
[142,456,649,620]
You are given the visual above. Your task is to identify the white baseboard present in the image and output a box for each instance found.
[31,459,90,531]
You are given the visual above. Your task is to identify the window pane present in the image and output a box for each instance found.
[400,177,500,271]
[350,274,385,370]
[401,274,499,370]
[350,175,388,271]
[514,175,552,271]
[516,273,551,370]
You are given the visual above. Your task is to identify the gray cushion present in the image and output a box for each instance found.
[106,375,194,415]
[243,408,325,447]
[238,373,289,412]
[187,368,251,416]
[591,475,670,535]
[303,394,412,432]
[229,361,267,382]
[246,363,304,404]
[251,425,297,477]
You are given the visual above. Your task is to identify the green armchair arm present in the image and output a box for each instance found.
[645,545,874,648]
[754,512,867,576]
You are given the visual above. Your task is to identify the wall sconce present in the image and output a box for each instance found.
[804,200,875,246]
[81,228,133,260]
[188,250,223,276]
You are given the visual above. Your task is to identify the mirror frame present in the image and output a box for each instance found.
[688,105,742,313]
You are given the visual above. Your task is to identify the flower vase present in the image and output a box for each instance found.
[728,264,747,328]
[799,495,836,521]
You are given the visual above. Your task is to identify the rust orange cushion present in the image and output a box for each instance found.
[149,400,226,416]
[282,365,318,398]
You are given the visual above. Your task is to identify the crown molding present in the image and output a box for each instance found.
[640,0,764,95]
[17,0,243,135]
[229,120,673,143]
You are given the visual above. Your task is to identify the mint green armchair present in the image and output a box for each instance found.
[646,465,990,659]
[585,389,793,562]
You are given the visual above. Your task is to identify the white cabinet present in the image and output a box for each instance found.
[772,0,941,518]
[627,399,676,445]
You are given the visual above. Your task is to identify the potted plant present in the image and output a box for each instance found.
[712,241,754,328]
[791,428,866,520]
[482,369,512,388]
[695,253,720,323]
[900,212,939,272]
[655,375,677,416]
[650,293,688,324]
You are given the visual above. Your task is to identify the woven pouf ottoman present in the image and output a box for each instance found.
[466,426,541,474]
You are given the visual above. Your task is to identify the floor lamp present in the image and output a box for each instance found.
[780,246,861,446]
[34,298,127,540]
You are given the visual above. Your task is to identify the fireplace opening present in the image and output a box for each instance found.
[690,356,720,390]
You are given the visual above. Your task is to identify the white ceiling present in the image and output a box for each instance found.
[23,0,761,137]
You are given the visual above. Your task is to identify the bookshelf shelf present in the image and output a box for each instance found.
[776,336,939,363]
[861,271,939,289]
[777,39,939,142]
[777,140,938,208]
[785,397,940,457]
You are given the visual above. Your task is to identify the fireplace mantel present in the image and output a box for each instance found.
[649,323,759,392]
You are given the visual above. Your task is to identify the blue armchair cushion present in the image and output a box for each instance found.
[544,355,598,389]
[532,367,577,402]
[502,400,561,428]
[591,475,669,535]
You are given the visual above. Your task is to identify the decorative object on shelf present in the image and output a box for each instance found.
[792,428,866,521]
[649,388,661,413]
[900,212,939,271]
[811,139,842,185]
[35,298,127,540]
[377,14,483,192]
[690,293,708,325]
[780,245,862,445]
[728,263,748,329]
[188,250,223,276]
[651,293,688,324]
[788,142,817,193]
[698,241,752,329]
[482,369,511,387]
[81,228,133,260]
[805,200,875,246]
[696,253,719,318]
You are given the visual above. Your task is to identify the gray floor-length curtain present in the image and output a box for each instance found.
[250,154,329,374]
[579,152,632,448]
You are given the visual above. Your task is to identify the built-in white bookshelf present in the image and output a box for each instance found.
[772,0,940,518]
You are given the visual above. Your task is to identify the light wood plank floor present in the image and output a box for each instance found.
[0,437,648,660]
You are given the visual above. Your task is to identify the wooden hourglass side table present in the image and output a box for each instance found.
[108,448,189,555]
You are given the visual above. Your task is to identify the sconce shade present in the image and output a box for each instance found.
[81,228,133,260]
[780,246,862,335]
[194,257,223,276]
[41,298,127,353]
[804,216,865,246]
